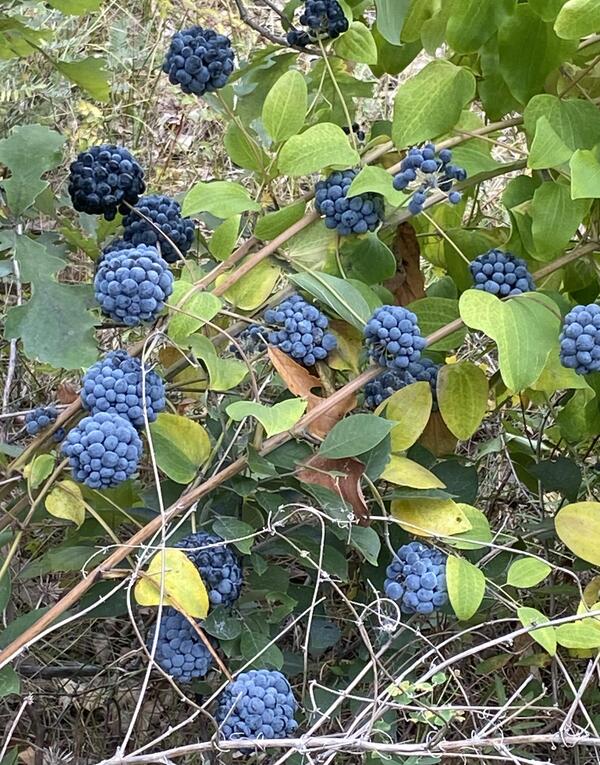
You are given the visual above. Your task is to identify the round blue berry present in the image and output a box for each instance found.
[122,194,195,264]
[264,294,336,368]
[163,27,235,96]
[559,303,600,374]
[146,607,215,683]
[469,249,535,298]
[384,542,448,615]
[315,168,384,236]
[364,306,426,370]
[25,407,63,442]
[174,531,243,607]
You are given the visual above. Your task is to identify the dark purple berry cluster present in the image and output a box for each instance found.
[364,358,440,410]
[342,123,366,142]
[384,542,448,615]
[25,407,64,442]
[122,194,195,264]
[94,243,174,326]
[469,249,535,297]
[146,607,215,683]
[68,145,145,221]
[315,169,384,236]
[174,531,243,607]
[264,294,337,367]
[162,26,235,96]
[215,669,298,741]
[81,350,166,429]
[559,303,600,374]
[393,144,466,215]
[287,0,348,45]
[61,412,142,489]
[364,306,427,371]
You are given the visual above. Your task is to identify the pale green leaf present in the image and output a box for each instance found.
[347,165,404,207]
[570,149,600,199]
[256,201,307,241]
[289,271,371,329]
[334,21,378,64]
[446,555,485,620]
[24,453,55,490]
[54,56,110,102]
[508,558,552,588]
[278,123,360,176]
[182,181,261,218]
[217,259,281,311]
[149,413,211,484]
[134,548,209,619]
[226,399,307,438]
[528,116,573,169]
[374,0,410,45]
[437,361,488,440]
[262,69,308,143]
[391,499,472,538]
[447,504,492,551]
[189,335,248,392]
[518,607,557,655]
[45,480,86,527]
[167,282,222,344]
[209,215,241,261]
[531,182,591,256]
[381,455,446,489]
[555,621,600,648]
[383,381,432,452]
[555,0,600,39]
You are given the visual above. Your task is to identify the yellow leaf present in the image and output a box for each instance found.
[381,455,445,489]
[391,498,472,538]
[45,480,86,527]
[134,548,209,619]
[381,381,432,452]
[555,502,600,566]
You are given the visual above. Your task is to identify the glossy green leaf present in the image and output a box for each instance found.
[290,271,371,329]
[255,201,307,241]
[374,0,410,45]
[224,122,268,174]
[554,0,600,39]
[446,555,485,620]
[528,116,573,169]
[531,182,591,256]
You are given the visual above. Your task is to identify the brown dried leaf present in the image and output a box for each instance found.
[418,411,458,457]
[268,346,356,438]
[56,382,78,404]
[384,222,426,305]
[296,454,369,525]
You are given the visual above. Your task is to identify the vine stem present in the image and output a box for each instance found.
[0,238,597,670]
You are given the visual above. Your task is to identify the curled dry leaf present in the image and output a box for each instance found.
[268,346,356,438]
[296,453,369,526]
[418,411,458,457]
[56,382,78,404]
[384,222,426,306]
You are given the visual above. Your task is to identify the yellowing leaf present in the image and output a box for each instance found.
[507,557,552,588]
[391,498,471,538]
[555,502,600,565]
[217,259,281,311]
[382,381,432,452]
[45,480,85,527]
[446,555,485,621]
[447,503,492,551]
[149,413,211,484]
[437,361,488,440]
[555,621,600,649]
[518,607,556,655]
[24,453,55,490]
[134,548,209,619]
[381,455,446,489]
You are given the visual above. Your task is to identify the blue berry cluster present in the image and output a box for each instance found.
[264,294,337,367]
[559,303,600,375]
[215,669,298,741]
[469,249,536,297]
[68,145,145,221]
[122,194,195,264]
[25,407,64,442]
[234,324,269,356]
[81,350,166,429]
[364,358,440,410]
[146,607,214,683]
[94,243,174,326]
[315,169,384,236]
[364,306,427,371]
[174,531,243,607]
[392,144,466,215]
[162,26,235,96]
[287,0,348,45]
[61,412,142,489]
[99,238,130,264]
[384,542,448,615]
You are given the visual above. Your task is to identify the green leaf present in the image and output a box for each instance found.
[347,165,405,207]
[528,116,573,169]
[182,181,261,218]
[374,0,410,45]
[167,282,222,344]
[45,480,86,527]
[409,297,467,351]
[209,215,241,261]
[384,381,433,452]
[381,455,446,488]
[217,258,281,311]
[392,60,476,147]
[46,0,102,11]
[498,5,576,104]
[508,558,552,588]
[24,453,55,490]
[240,630,284,670]
[319,414,395,458]
[531,182,590,256]
[224,122,268,174]
[203,606,242,640]
[263,69,308,143]
[446,0,502,53]
[530,0,565,22]
[349,526,381,565]
[289,271,371,329]
[334,21,378,64]
[189,335,248,392]
[555,502,600,565]
[447,503,492,551]
[437,361,488,440]
[524,95,600,153]
[149,413,211,484]
[212,518,255,554]
[54,56,110,102]
[278,123,360,176]
[0,124,65,215]
[458,290,561,392]
[555,621,600,649]
[391,498,472,538]
[518,607,557,655]
[5,236,98,370]
[255,201,307,241]
[554,0,600,39]
[570,149,600,199]
[344,234,397,284]
[0,666,20,699]
[226,399,307,438]
[446,555,485,621]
